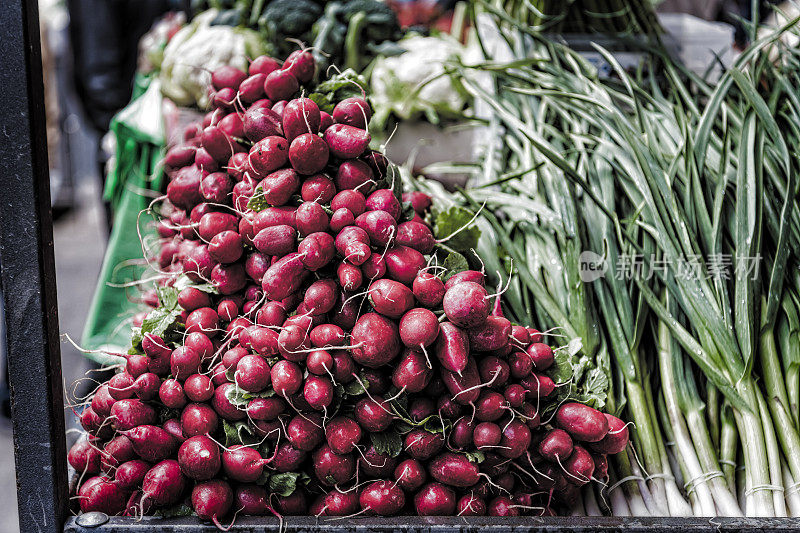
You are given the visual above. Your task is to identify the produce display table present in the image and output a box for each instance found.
[59,516,800,532]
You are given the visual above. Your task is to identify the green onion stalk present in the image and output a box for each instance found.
[403,4,800,516]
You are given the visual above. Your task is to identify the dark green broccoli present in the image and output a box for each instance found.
[259,0,323,56]
[312,0,402,72]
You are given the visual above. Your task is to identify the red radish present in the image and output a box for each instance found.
[301,175,336,204]
[405,429,444,460]
[538,428,573,462]
[478,356,510,386]
[304,375,334,410]
[250,55,281,76]
[396,221,435,253]
[475,391,506,421]
[324,124,371,159]
[192,479,233,528]
[296,201,329,236]
[443,281,490,328]
[564,445,594,485]
[395,458,427,491]
[474,422,502,450]
[350,313,401,368]
[430,453,480,487]
[504,384,527,408]
[356,210,397,248]
[312,444,356,485]
[325,416,362,454]
[434,322,469,373]
[392,349,433,393]
[450,417,475,450]
[283,98,321,141]
[365,189,401,221]
[332,190,366,215]
[78,476,128,514]
[239,73,266,103]
[68,439,102,474]
[309,324,345,348]
[264,69,299,101]
[212,383,246,421]
[320,111,333,131]
[526,342,555,371]
[442,357,481,405]
[217,113,245,138]
[298,231,336,271]
[212,66,247,90]
[289,133,329,175]
[249,136,289,176]
[262,252,309,301]
[166,166,205,209]
[90,385,115,417]
[235,355,271,392]
[234,485,269,515]
[469,316,512,352]
[355,396,394,432]
[335,160,374,192]
[181,403,219,437]
[247,397,286,421]
[413,272,445,307]
[284,49,315,83]
[287,413,324,451]
[333,97,371,129]
[521,374,556,399]
[499,420,531,459]
[384,245,425,285]
[125,425,178,463]
[458,494,487,516]
[555,402,610,443]
[222,445,267,482]
[360,445,398,477]
[142,460,186,506]
[403,191,432,214]
[178,436,221,480]
[415,482,456,516]
[100,436,136,471]
[368,279,414,319]
[271,360,303,397]
[324,490,360,516]
[589,414,629,454]
[110,399,156,431]
[170,346,202,379]
[488,496,519,516]
[164,145,196,168]
[360,481,405,516]
[445,270,485,289]
[243,106,283,142]
[113,460,150,490]
[260,167,301,206]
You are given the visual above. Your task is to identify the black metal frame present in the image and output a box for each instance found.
[4,1,800,532]
[0,1,70,533]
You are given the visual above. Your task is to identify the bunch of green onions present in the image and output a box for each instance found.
[407,5,800,516]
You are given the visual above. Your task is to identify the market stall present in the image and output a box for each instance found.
[8,0,800,531]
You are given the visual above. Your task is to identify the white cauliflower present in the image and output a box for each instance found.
[159,10,265,108]
[371,35,474,126]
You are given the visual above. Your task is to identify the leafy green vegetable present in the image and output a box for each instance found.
[246,185,271,212]
[258,0,322,57]
[308,69,368,114]
[267,472,303,497]
[370,430,403,457]
[434,206,481,253]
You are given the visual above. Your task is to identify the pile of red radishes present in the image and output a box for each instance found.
[69,49,629,525]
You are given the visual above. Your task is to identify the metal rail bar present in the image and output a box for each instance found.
[0,1,69,533]
[63,516,800,532]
